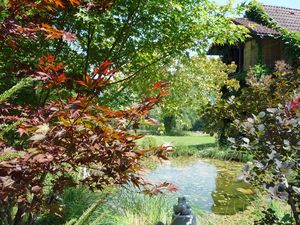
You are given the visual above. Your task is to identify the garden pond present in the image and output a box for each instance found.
[146,158,255,215]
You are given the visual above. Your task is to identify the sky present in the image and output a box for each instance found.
[216,0,300,9]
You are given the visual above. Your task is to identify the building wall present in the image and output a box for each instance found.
[243,39,259,70]
[243,37,289,71]
[261,38,282,67]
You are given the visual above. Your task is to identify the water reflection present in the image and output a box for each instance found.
[146,158,254,215]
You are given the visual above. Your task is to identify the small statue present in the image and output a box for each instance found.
[171,197,196,225]
[155,197,197,225]
[173,197,192,215]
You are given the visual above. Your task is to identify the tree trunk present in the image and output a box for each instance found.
[288,191,300,225]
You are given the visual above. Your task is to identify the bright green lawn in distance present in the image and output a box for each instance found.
[138,133,250,162]
[139,133,216,147]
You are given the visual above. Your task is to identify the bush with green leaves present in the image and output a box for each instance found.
[202,61,299,146]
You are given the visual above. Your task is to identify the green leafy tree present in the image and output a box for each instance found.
[0,0,248,108]
[137,56,240,134]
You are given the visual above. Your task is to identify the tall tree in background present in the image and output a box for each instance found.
[0,0,248,107]
[138,57,240,135]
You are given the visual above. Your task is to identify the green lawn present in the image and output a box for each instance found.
[139,134,251,161]
[140,133,215,147]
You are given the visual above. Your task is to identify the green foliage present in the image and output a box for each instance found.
[202,61,299,146]
[107,189,173,225]
[138,57,241,135]
[0,151,23,161]
[140,57,239,116]
[36,187,107,225]
[72,199,103,225]
[140,136,157,148]
[169,146,251,162]
[196,147,251,162]
[67,0,248,109]
[192,118,207,132]
[249,63,272,79]
[163,116,177,135]
[229,64,300,223]
[0,77,32,103]
[254,208,294,225]
[64,189,174,225]
[0,119,25,139]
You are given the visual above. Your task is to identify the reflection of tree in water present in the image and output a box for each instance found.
[211,165,255,215]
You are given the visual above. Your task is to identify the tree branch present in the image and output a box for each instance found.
[84,22,95,77]
[104,0,142,62]
[109,52,172,87]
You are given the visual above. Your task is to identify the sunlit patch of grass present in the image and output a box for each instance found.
[106,189,173,225]
[138,134,215,147]
[170,146,251,162]
[67,188,174,225]
[138,134,251,162]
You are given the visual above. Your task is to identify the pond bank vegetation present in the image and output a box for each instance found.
[35,133,293,225]
[36,186,292,225]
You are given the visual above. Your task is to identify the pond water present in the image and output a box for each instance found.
[146,158,255,215]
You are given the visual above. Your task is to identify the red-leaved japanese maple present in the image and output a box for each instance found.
[0,1,175,224]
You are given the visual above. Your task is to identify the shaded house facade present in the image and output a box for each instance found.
[210,5,300,72]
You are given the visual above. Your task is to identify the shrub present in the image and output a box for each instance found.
[233,100,299,224]
[141,137,158,148]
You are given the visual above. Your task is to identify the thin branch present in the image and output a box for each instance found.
[84,22,95,77]
[109,52,172,87]
[104,0,142,61]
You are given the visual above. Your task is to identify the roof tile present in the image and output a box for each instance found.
[232,18,279,36]
[263,5,300,33]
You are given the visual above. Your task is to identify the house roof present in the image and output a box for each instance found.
[232,18,279,37]
[263,5,300,33]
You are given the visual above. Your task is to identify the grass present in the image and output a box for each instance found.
[35,187,111,225]
[140,133,215,147]
[191,147,252,162]
[139,133,251,162]
[54,188,293,225]
[108,189,173,225]
[63,189,174,225]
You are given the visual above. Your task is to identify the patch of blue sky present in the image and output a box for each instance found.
[214,0,300,9]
